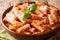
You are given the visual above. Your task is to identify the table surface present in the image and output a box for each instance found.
[0,0,60,40]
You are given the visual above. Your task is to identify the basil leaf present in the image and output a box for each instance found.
[22,3,37,20]
[29,3,37,12]
[22,13,30,20]
[23,8,30,13]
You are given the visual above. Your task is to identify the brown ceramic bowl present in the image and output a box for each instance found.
[1,2,60,40]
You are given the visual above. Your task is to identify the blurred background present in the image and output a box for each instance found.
[0,0,60,40]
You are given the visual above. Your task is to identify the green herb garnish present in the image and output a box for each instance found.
[29,3,37,12]
[23,8,30,13]
[22,13,30,20]
[22,3,37,20]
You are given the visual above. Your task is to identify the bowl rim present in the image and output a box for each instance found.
[1,2,60,36]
